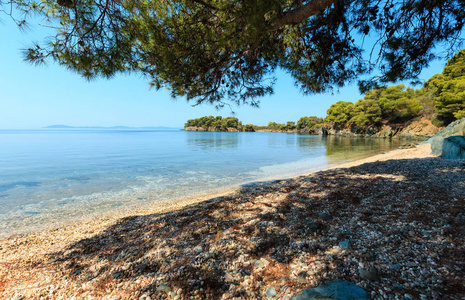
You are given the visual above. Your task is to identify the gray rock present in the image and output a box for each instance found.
[318,212,331,220]
[430,118,465,155]
[307,222,319,231]
[265,286,277,297]
[156,283,171,293]
[338,240,351,249]
[404,294,414,300]
[359,267,379,281]
[441,136,465,159]
[135,263,148,272]
[291,280,371,300]
[254,260,265,269]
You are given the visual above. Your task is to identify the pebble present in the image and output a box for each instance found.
[359,267,379,281]
[318,212,331,220]
[332,245,343,253]
[265,286,277,297]
[339,240,351,249]
[292,280,371,300]
[296,271,307,283]
[254,259,265,269]
[135,263,148,272]
[156,283,171,293]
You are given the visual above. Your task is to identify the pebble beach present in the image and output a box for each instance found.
[1,143,464,300]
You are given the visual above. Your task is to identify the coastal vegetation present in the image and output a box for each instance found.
[185,49,465,137]
[184,116,255,132]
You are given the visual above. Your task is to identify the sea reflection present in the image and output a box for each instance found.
[186,132,240,150]
[296,134,325,153]
[324,136,400,164]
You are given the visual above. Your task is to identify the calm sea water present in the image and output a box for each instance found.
[0,129,400,237]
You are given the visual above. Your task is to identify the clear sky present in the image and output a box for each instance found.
[0,18,451,129]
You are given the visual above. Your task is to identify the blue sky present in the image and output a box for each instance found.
[0,18,451,129]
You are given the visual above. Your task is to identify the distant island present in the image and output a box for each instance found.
[44,125,181,130]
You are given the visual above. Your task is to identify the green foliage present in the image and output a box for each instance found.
[350,97,382,126]
[325,101,354,123]
[184,116,242,131]
[267,122,283,130]
[243,124,255,132]
[6,0,465,105]
[296,116,324,130]
[378,85,420,122]
[286,121,296,130]
[324,85,423,128]
[426,49,465,125]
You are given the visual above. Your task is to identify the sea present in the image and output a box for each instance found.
[0,129,400,237]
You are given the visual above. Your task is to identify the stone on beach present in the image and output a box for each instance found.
[291,280,371,300]
[430,117,465,157]
[359,267,379,281]
[441,136,465,159]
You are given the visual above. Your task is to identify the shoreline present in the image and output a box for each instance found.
[1,143,464,299]
[0,138,400,240]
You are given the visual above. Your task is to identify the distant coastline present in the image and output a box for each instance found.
[183,116,441,141]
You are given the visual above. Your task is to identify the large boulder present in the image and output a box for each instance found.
[430,118,465,156]
[441,136,465,159]
[291,280,371,300]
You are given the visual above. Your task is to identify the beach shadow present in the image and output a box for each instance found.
[34,157,465,299]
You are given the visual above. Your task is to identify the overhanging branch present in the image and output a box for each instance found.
[270,0,336,29]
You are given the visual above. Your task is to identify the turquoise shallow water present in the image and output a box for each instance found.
[0,129,400,236]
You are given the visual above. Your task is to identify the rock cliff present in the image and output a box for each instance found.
[309,118,440,140]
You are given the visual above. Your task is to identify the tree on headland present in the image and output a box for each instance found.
[2,0,464,106]
[425,49,465,125]
[325,101,354,123]
[185,116,243,131]
[325,85,424,128]
[296,116,324,130]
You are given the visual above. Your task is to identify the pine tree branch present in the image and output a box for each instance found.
[270,0,336,29]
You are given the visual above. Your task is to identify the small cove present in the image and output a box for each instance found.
[0,129,400,237]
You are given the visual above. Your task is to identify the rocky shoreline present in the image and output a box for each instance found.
[184,118,441,141]
[1,144,464,300]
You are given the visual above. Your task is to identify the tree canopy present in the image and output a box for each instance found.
[2,0,464,106]
[325,84,423,127]
[185,115,243,130]
[425,49,465,124]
